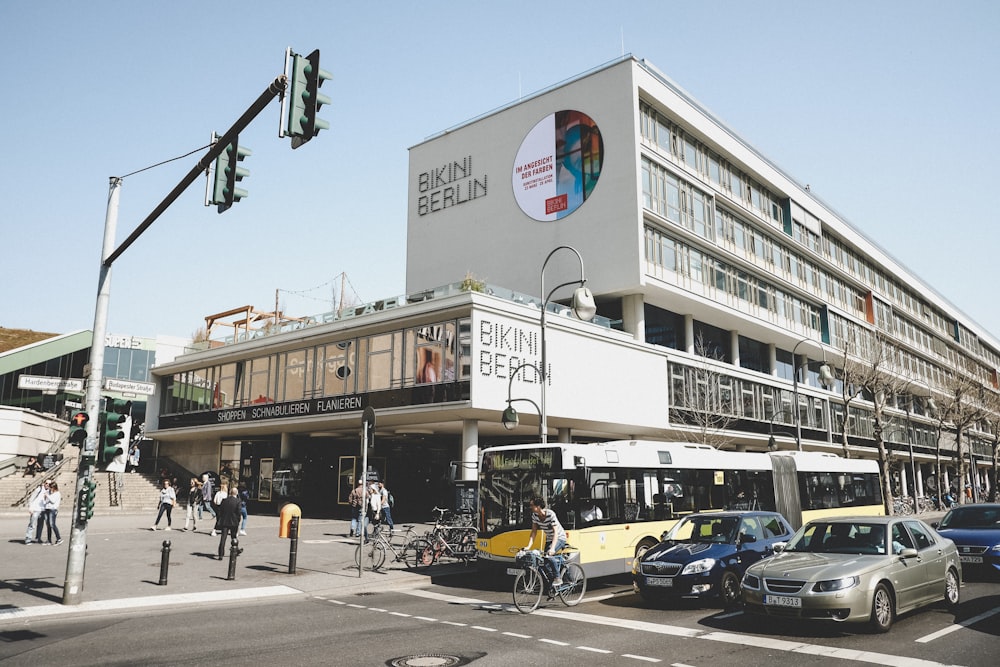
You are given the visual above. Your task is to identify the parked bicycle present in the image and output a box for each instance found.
[892,497,914,516]
[509,548,586,613]
[413,507,478,569]
[354,522,429,571]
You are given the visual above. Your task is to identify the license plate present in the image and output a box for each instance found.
[506,568,523,576]
[645,577,673,587]
[764,595,802,608]
[959,555,983,564]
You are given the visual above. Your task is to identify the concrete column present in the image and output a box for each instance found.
[280,432,294,460]
[768,343,777,377]
[622,294,646,342]
[557,427,571,443]
[461,419,479,482]
[730,330,739,367]
[684,315,694,354]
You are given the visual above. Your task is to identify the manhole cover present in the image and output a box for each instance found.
[388,656,462,667]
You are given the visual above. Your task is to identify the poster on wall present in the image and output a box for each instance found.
[512,109,604,221]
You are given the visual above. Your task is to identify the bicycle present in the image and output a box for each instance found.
[413,510,477,569]
[509,548,586,613]
[892,497,914,516]
[354,522,429,571]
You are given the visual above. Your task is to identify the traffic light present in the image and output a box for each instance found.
[286,48,332,148]
[208,132,251,213]
[77,478,97,523]
[69,411,89,447]
[98,398,131,467]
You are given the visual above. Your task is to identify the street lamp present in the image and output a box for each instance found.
[502,362,544,440]
[538,246,596,444]
[791,338,835,451]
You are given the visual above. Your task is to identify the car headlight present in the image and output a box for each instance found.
[680,558,716,575]
[813,576,859,592]
[742,572,760,589]
[990,544,1000,553]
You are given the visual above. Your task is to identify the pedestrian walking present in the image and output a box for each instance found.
[127,443,140,473]
[216,486,242,560]
[238,485,249,535]
[348,480,365,538]
[25,480,49,544]
[379,481,395,535]
[366,482,382,534]
[199,473,216,522]
[212,483,228,537]
[42,482,62,545]
[151,479,176,530]
[183,477,202,531]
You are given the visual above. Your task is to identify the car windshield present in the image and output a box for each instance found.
[665,516,738,544]
[939,506,1000,529]
[784,522,887,555]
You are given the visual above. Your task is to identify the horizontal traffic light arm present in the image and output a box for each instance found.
[103,75,287,267]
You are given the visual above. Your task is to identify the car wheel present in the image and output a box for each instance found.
[944,568,960,609]
[868,583,894,633]
[720,570,741,610]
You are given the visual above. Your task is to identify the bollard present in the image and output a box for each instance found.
[288,515,299,574]
[226,536,242,581]
[158,540,171,586]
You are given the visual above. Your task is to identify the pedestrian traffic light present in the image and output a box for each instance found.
[77,478,97,523]
[286,48,332,148]
[208,132,251,213]
[98,398,131,467]
[69,411,89,446]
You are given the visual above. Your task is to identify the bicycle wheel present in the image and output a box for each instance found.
[354,541,385,570]
[513,567,543,613]
[403,538,430,569]
[414,540,438,571]
[557,563,586,606]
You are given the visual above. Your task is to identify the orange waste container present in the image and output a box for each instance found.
[279,503,302,538]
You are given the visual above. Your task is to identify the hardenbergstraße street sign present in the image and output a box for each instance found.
[17,375,85,393]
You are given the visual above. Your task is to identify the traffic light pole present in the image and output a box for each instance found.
[63,176,120,605]
[62,74,288,605]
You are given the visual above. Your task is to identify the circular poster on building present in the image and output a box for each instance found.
[512,110,604,221]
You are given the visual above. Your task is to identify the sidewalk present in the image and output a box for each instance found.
[0,511,464,626]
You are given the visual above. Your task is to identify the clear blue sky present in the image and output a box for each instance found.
[2,1,998,342]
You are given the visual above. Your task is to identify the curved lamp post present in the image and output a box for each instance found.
[538,246,596,444]
[791,338,835,451]
[502,362,544,440]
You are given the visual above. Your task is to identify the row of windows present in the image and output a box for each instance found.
[640,102,784,228]
[162,319,470,415]
[640,100,999,406]
[644,225,823,336]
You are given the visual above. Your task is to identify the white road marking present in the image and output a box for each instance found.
[471,625,497,632]
[503,631,532,638]
[622,655,661,663]
[916,606,1000,643]
[577,645,612,653]
[403,589,968,666]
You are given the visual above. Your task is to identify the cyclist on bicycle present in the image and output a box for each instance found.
[524,496,567,585]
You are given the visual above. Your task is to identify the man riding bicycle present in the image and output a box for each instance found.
[525,496,567,585]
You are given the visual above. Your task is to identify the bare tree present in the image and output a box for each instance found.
[981,390,1000,503]
[833,345,869,460]
[847,331,913,515]
[937,371,988,506]
[669,334,735,449]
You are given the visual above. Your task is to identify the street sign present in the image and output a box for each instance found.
[103,378,155,395]
[17,375,85,392]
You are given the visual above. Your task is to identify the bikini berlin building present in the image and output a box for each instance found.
[148,55,998,518]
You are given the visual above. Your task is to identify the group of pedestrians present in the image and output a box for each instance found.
[348,479,394,538]
[151,473,248,537]
[24,479,62,545]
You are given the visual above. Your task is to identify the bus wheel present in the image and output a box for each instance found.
[635,538,658,561]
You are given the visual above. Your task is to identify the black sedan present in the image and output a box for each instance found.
[632,511,794,608]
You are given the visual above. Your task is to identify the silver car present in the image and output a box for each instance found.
[741,516,961,632]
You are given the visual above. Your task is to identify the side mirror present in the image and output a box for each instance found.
[739,533,757,545]
[772,542,787,553]
[899,548,919,559]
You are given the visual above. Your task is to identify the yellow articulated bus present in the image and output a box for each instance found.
[476,440,883,579]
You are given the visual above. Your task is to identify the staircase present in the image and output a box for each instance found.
[0,447,163,515]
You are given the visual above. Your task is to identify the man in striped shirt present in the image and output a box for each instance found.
[526,496,568,585]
